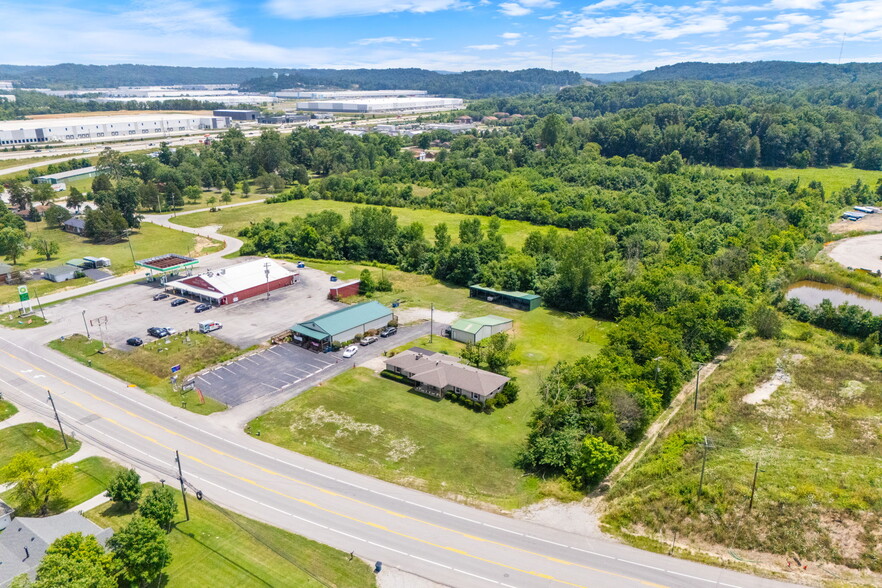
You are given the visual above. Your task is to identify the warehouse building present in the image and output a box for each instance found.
[279,89,427,99]
[213,109,259,121]
[469,285,542,311]
[291,301,393,351]
[166,258,296,305]
[0,114,230,145]
[33,166,98,185]
[449,315,513,345]
[296,97,463,114]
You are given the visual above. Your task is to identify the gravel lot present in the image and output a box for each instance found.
[826,233,882,272]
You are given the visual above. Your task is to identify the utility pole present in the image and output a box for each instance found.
[33,287,45,320]
[175,450,190,521]
[125,229,136,267]
[47,390,68,450]
[748,461,761,513]
[697,436,710,498]
[693,363,704,410]
[430,303,434,343]
[264,261,271,300]
[81,310,91,340]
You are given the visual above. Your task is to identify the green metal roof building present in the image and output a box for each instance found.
[291,301,393,351]
[449,315,513,345]
[469,285,542,311]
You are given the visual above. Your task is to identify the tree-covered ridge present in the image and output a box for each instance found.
[632,61,882,87]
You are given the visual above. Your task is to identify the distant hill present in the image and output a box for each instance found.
[633,61,882,87]
[581,71,642,83]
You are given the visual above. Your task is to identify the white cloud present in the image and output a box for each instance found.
[467,44,501,49]
[822,1,882,38]
[581,0,640,12]
[354,36,431,45]
[770,0,825,9]
[499,2,532,16]
[266,0,461,19]
[500,32,522,39]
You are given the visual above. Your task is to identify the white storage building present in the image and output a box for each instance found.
[280,89,427,99]
[296,97,463,114]
[0,114,230,146]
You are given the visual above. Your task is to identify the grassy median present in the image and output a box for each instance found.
[49,333,237,415]
[87,483,376,588]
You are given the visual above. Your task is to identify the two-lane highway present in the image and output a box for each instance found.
[0,330,800,588]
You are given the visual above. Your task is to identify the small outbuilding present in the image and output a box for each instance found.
[449,315,513,345]
[44,265,78,282]
[328,279,360,300]
[292,300,393,351]
[469,285,541,311]
[0,263,12,284]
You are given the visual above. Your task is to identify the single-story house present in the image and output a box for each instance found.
[449,315,513,345]
[385,347,510,403]
[469,285,541,311]
[166,258,297,305]
[0,500,12,532]
[44,265,78,283]
[0,512,113,587]
[292,300,393,351]
[61,217,86,235]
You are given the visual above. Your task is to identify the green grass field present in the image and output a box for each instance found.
[0,400,17,422]
[174,198,559,249]
[725,165,882,196]
[86,483,376,588]
[249,287,610,509]
[0,222,220,304]
[0,312,49,328]
[2,456,123,516]
[603,324,882,574]
[49,333,236,415]
[0,422,80,483]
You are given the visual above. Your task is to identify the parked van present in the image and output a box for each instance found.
[198,320,222,333]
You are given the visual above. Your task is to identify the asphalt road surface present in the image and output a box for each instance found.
[0,329,802,588]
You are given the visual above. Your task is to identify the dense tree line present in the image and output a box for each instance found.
[632,61,882,88]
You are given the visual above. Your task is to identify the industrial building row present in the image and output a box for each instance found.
[0,113,230,146]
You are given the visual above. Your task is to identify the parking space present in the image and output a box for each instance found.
[43,260,342,350]
[194,344,336,406]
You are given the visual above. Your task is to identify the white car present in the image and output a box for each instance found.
[164,327,177,335]
[342,345,358,358]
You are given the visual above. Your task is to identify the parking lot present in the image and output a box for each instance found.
[192,322,432,406]
[43,260,343,350]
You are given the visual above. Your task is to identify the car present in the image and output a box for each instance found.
[360,335,378,346]
[164,327,177,335]
[170,298,188,307]
[380,326,397,338]
[153,292,169,301]
[126,337,143,346]
[194,303,211,313]
[342,345,358,358]
[81,149,89,153]
[147,327,169,338]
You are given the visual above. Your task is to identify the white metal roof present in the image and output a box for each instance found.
[168,258,294,299]
[0,113,218,131]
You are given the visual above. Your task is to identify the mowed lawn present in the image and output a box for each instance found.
[0,400,18,422]
[249,279,610,509]
[0,422,80,483]
[0,222,219,304]
[725,165,882,196]
[49,333,236,415]
[2,457,123,516]
[86,483,376,588]
[175,198,560,249]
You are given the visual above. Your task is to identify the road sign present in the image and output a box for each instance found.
[17,286,29,302]
[171,364,181,373]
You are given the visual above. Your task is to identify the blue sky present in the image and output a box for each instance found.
[3,0,882,72]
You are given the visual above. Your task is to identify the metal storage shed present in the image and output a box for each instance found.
[291,301,393,351]
[44,265,78,282]
[449,315,513,345]
[468,285,541,311]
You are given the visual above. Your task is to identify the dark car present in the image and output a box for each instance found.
[147,327,169,338]
[194,303,211,313]
[170,298,188,307]
[380,326,397,338]
[126,337,143,346]
[153,292,169,301]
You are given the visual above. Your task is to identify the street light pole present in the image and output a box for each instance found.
[81,310,91,339]
[264,262,271,300]
[47,390,68,450]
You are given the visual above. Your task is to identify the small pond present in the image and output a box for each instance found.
[786,281,882,315]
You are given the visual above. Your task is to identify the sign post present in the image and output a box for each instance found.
[18,285,32,315]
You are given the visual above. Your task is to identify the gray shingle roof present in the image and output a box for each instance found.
[385,348,509,398]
